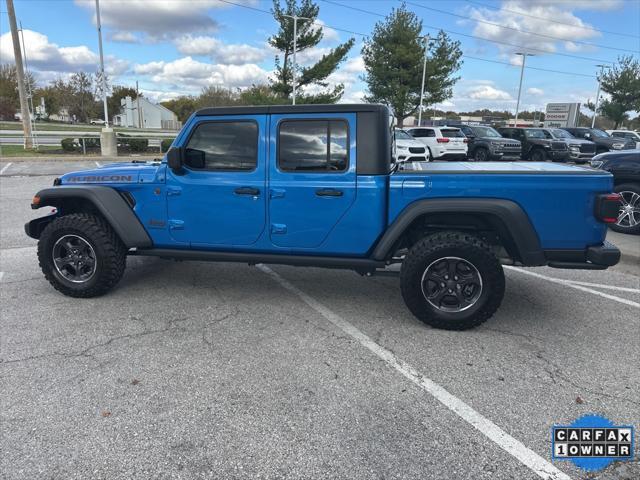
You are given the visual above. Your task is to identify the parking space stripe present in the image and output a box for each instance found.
[257,264,572,480]
[0,162,12,175]
[95,161,101,167]
[505,266,640,309]
[564,279,640,293]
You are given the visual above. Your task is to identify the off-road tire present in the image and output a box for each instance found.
[610,183,640,234]
[400,231,505,330]
[38,213,127,297]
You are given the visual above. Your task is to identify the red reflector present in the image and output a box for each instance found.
[437,138,450,143]
[604,193,621,202]
[602,217,618,224]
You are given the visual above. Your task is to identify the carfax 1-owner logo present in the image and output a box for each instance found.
[552,414,635,471]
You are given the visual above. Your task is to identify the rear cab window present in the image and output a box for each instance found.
[440,129,465,138]
[278,120,349,172]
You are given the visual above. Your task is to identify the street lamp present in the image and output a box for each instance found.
[281,14,311,105]
[513,52,534,127]
[95,0,109,127]
[418,34,430,126]
[591,64,610,128]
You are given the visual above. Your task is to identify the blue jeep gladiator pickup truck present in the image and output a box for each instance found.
[26,104,621,330]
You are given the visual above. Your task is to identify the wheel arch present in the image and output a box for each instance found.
[27,186,152,248]
[371,198,546,266]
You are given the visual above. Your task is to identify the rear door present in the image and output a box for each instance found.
[268,113,356,249]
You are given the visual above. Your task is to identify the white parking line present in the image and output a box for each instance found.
[564,279,640,293]
[0,271,4,282]
[95,161,101,167]
[257,264,572,480]
[505,266,640,309]
[0,162,12,175]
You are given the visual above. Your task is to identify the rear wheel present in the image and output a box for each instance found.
[38,213,127,297]
[610,183,640,234]
[400,231,505,330]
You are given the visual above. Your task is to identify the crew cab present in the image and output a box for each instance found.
[26,104,621,331]
[458,125,521,161]
[543,128,596,163]
[405,126,468,161]
[563,127,636,153]
[498,127,569,162]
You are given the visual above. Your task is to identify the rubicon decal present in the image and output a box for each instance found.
[68,175,134,183]
[552,415,635,471]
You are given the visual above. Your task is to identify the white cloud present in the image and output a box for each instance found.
[175,35,267,65]
[467,85,513,100]
[107,31,140,43]
[467,0,604,57]
[527,87,544,96]
[74,0,257,42]
[133,56,269,92]
[0,29,129,77]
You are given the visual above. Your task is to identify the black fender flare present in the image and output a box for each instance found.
[371,198,546,266]
[26,185,152,248]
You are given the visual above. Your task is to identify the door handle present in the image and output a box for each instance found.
[234,187,260,196]
[316,188,343,197]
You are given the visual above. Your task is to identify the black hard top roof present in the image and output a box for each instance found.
[195,103,389,116]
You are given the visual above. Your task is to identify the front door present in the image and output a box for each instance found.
[268,113,357,249]
[166,115,267,247]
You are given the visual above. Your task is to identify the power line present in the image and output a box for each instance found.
[465,0,640,39]
[219,0,599,78]
[406,1,639,53]
[322,0,616,64]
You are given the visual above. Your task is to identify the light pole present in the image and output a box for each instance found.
[591,64,610,128]
[95,0,109,127]
[282,14,310,105]
[418,34,430,126]
[513,52,534,127]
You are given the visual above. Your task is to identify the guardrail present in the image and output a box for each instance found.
[0,133,176,155]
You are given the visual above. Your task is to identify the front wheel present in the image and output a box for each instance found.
[473,147,489,162]
[38,213,127,297]
[530,149,547,161]
[400,231,505,330]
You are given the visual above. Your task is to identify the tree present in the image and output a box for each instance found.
[196,85,238,108]
[269,0,354,103]
[107,85,138,120]
[69,72,97,122]
[598,56,640,128]
[238,84,286,105]
[362,5,462,126]
[0,64,37,120]
[161,96,198,122]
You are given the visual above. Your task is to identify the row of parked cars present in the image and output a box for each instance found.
[395,125,639,164]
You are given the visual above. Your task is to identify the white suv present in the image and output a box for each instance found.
[607,130,640,149]
[405,126,468,161]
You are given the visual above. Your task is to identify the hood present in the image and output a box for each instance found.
[395,138,425,149]
[480,137,520,144]
[597,136,634,147]
[556,138,592,145]
[59,160,165,185]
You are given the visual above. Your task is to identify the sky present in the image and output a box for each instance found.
[1,0,639,115]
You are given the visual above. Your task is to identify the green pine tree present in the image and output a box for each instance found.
[598,56,640,128]
[269,0,354,103]
[362,4,462,126]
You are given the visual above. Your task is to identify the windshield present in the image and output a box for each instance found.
[550,129,574,139]
[471,126,501,138]
[590,129,609,138]
[395,130,413,140]
[524,129,546,139]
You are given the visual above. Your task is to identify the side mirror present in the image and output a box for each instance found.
[184,148,206,169]
[167,147,184,173]
[584,133,592,139]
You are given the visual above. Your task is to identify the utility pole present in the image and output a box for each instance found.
[19,21,37,148]
[513,52,534,127]
[136,80,142,128]
[591,64,610,128]
[282,14,310,105]
[418,34,429,127]
[95,0,109,127]
[6,0,33,149]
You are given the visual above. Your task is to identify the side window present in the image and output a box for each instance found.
[278,120,348,172]
[410,129,425,137]
[425,129,436,137]
[460,126,472,136]
[611,132,623,138]
[185,121,258,171]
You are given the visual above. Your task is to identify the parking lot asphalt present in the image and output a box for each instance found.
[1,162,639,480]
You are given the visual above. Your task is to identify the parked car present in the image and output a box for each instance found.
[543,128,596,163]
[394,129,430,164]
[405,126,468,161]
[607,130,640,149]
[89,119,106,125]
[497,127,569,162]
[591,150,640,234]
[26,104,621,331]
[562,127,635,153]
[458,125,521,161]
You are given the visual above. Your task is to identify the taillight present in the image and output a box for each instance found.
[437,138,450,143]
[463,138,469,143]
[595,193,622,223]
